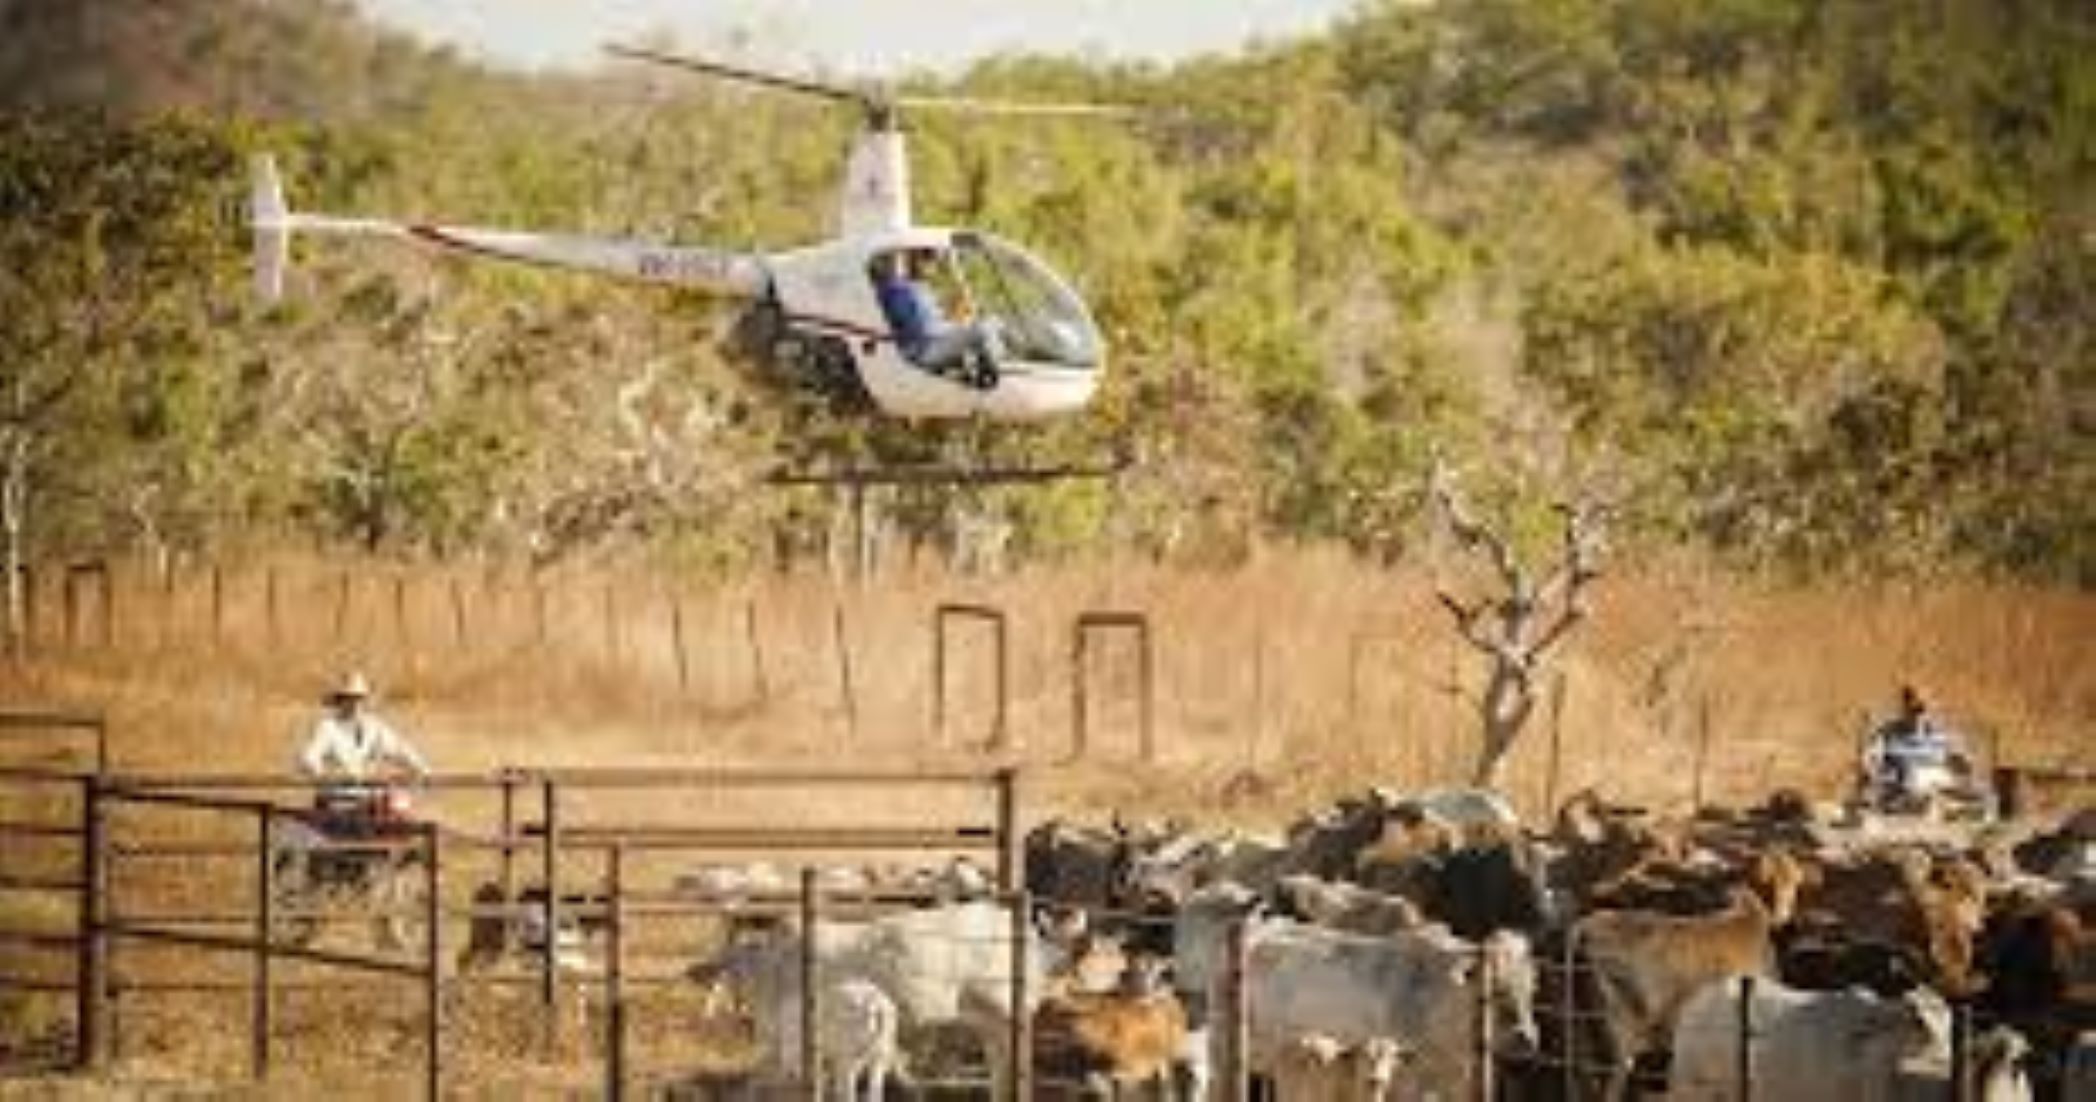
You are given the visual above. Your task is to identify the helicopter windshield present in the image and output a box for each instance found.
[947,232,1102,370]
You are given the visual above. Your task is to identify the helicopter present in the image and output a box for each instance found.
[250,44,1119,427]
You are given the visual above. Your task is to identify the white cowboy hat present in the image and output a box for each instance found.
[330,670,372,700]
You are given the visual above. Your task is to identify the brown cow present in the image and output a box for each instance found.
[1589,849,1804,926]
[1031,956,1189,1097]
[1978,893,2096,1049]
[1790,848,1989,995]
[1552,789,1689,910]
[1572,887,1779,1098]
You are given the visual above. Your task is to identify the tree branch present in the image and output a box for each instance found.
[1429,461,1527,594]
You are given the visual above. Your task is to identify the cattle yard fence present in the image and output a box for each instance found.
[0,730,1032,1098]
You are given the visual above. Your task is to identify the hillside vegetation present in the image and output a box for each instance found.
[1,0,2090,585]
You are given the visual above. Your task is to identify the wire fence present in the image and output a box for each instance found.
[3,556,1977,806]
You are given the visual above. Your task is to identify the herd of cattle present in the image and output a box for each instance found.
[479,786,2095,1100]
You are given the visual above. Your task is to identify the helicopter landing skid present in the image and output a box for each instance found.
[764,449,1131,488]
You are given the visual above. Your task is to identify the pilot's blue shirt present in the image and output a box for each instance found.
[876,274,946,356]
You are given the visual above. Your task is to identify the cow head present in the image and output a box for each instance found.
[1744,849,1804,927]
[1351,1036,1413,1097]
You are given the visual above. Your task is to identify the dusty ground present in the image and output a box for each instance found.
[1,552,2090,1094]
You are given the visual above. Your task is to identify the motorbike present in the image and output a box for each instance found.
[269,781,429,951]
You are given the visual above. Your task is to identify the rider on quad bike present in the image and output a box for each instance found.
[1857,685,1992,821]
[277,671,433,948]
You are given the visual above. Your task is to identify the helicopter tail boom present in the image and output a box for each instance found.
[247,153,768,300]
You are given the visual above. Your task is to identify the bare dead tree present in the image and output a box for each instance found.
[1428,462,1607,789]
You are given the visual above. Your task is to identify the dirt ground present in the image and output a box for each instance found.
[1,552,2090,1094]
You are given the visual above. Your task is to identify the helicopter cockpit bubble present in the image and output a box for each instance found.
[946,232,1102,371]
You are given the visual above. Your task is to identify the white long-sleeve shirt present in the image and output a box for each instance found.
[297,710,430,781]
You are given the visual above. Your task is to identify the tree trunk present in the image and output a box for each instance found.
[1472,661,1536,790]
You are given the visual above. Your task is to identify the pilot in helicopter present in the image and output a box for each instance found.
[872,249,1000,381]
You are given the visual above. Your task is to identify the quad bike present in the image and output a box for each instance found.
[269,782,429,952]
[1853,730,1997,823]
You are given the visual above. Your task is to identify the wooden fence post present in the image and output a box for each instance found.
[210,564,224,647]
[17,562,38,656]
[394,574,412,651]
[744,600,769,705]
[540,779,561,1051]
[252,807,273,1080]
[1222,919,1250,1102]
[157,561,175,651]
[670,597,689,695]
[62,564,78,650]
[333,571,352,642]
[606,844,627,1102]
[1474,942,1496,1102]
[100,565,113,650]
[1691,692,1715,811]
[1249,623,1267,775]
[498,772,518,900]
[1949,1000,1971,1102]
[1560,928,1578,1101]
[532,581,547,647]
[425,823,442,1101]
[994,768,1020,894]
[1736,973,1755,1102]
[800,866,821,1095]
[75,773,108,1072]
[265,567,280,650]
[832,602,857,741]
[448,576,467,650]
[1007,887,1032,1102]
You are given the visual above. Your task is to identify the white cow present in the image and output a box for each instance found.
[1666,976,1949,1102]
[695,900,1044,1093]
[701,939,900,1099]
[1245,922,1535,1095]
[1929,1025,2032,1102]
[1175,897,1537,1099]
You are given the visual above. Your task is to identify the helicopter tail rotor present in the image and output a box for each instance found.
[251,154,291,302]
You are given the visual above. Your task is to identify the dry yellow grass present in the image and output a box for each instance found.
[1,549,2090,1093]
[7,549,2084,813]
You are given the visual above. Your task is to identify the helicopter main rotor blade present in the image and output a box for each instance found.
[892,94,1139,120]
[605,44,872,110]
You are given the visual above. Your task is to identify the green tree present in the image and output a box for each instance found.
[0,112,245,651]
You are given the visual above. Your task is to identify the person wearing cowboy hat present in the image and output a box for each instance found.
[297,670,430,795]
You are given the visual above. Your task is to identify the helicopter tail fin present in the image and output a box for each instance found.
[250,153,291,302]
